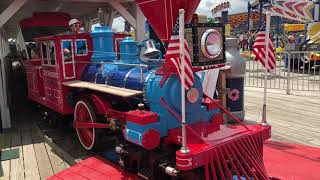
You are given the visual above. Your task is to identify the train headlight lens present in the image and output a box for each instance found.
[201,29,222,59]
[187,88,199,104]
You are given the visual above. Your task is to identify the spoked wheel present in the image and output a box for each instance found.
[74,99,98,150]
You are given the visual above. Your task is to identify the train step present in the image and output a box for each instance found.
[138,167,152,180]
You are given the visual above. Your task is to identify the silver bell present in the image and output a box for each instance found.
[143,39,160,58]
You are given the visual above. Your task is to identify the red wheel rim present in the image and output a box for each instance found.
[74,101,95,150]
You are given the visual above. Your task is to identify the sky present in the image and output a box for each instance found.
[112,0,249,32]
[196,0,249,17]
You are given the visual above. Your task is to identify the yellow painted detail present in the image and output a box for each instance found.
[284,24,305,32]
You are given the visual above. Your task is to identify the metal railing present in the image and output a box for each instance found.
[287,51,320,93]
[244,51,320,94]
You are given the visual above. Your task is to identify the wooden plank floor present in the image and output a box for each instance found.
[0,102,70,180]
[245,87,320,148]
[0,64,72,180]
[0,123,70,180]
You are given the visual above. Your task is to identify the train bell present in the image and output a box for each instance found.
[143,39,160,58]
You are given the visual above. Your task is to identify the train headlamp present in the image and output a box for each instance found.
[201,29,223,59]
[187,88,199,104]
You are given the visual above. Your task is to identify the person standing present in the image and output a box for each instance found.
[63,18,82,55]
[284,35,295,70]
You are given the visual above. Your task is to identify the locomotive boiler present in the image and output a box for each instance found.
[79,25,219,151]
[23,0,271,179]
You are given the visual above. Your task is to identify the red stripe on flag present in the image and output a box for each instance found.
[252,31,276,71]
[165,35,194,90]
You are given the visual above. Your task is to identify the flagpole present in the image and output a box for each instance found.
[179,9,189,154]
[261,12,271,126]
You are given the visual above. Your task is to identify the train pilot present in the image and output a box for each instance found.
[68,18,81,34]
[63,18,85,56]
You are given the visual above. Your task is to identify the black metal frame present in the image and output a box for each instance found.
[185,23,226,67]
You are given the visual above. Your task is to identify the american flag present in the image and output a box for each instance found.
[252,31,276,71]
[165,17,194,90]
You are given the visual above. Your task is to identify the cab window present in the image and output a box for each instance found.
[49,41,56,66]
[61,40,73,62]
[75,39,88,56]
[31,42,40,59]
[41,42,48,65]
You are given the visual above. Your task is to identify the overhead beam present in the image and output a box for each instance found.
[102,7,114,27]
[61,0,134,3]
[0,0,28,27]
[108,1,137,29]
[135,6,145,41]
[107,9,116,27]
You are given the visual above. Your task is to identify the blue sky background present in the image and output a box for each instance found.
[112,0,249,31]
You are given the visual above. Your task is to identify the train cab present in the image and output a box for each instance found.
[23,33,93,115]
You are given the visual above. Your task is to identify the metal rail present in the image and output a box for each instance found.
[74,61,148,84]
[244,51,320,94]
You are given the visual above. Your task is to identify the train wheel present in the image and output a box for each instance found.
[74,99,97,150]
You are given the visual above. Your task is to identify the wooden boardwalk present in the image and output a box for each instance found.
[0,101,70,180]
[245,87,320,148]
[0,126,70,180]
[0,65,81,180]
[0,116,70,180]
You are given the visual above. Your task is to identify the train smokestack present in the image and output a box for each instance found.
[135,0,200,42]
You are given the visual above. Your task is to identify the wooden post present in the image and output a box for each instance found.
[217,66,231,121]
[135,5,146,42]
[0,28,11,129]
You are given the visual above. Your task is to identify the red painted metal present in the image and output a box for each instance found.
[20,12,71,28]
[164,122,219,145]
[202,96,220,111]
[174,124,271,179]
[210,113,223,125]
[89,94,110,115]
[204,93,251,131]
[74,101,95,150]
[156,62,179,87]
[126,110,158,125]
[47,156,138,180]
[141,129,160,150]
[73,121,108,129]
[24,33,93,115]
[135,0,200,42]
[106,109,127,123]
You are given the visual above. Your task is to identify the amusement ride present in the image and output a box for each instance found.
[1,0,320,179]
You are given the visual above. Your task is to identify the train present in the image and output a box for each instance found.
[22,0,271,179]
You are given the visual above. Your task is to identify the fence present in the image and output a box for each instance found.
[245,51,320,94]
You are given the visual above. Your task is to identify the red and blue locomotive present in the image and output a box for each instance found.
[24,0,271,179]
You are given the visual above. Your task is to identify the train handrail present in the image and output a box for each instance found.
[203,93,251,132]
